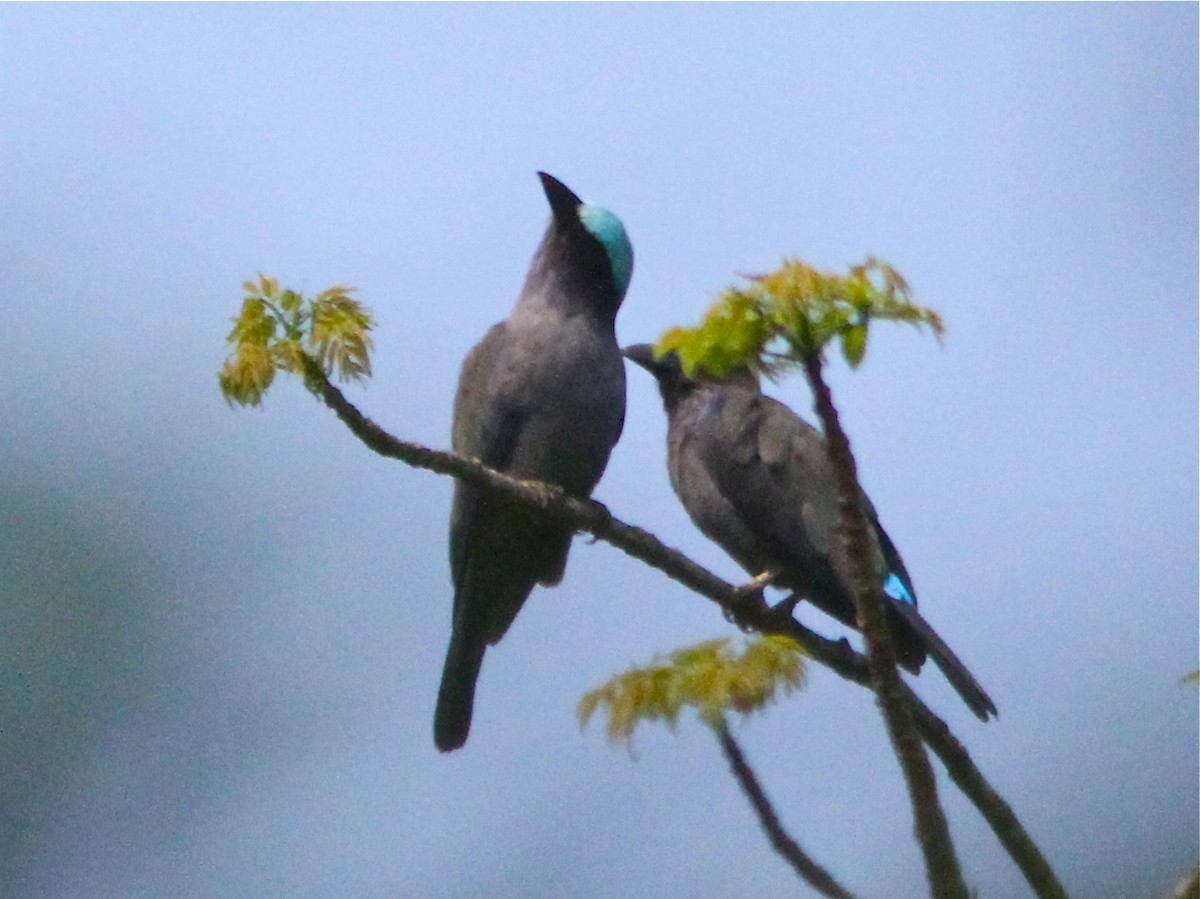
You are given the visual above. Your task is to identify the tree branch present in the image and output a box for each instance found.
[907,699,1071,899]
[300,357,1068,899]
[801,352,968,899]
[1166,865,1199,899]
[715,718,857,899]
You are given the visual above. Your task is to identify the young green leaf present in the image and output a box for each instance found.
[309,288,375,383]
[841,323,868,368]
[579,635,806,744]
[218,342,277,407]
[655,256,943,379]
[218,276,374,407]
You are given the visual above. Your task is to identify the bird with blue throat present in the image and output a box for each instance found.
[436,173,634,752]
[623,344,997,722]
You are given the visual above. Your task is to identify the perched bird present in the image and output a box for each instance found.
[436,173,634,752]
[623,345,996,721]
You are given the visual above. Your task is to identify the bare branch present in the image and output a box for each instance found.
[801,352,967,899]
[715,718,857,899]
[1166,865,1199,899]
[908,701,1070,899]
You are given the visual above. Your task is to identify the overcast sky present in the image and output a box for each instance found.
[1,5,1196,898]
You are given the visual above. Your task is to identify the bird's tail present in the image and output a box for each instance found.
[891,602,998,722]
[434,628,487,752]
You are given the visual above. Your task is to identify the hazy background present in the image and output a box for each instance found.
[1,5,1196,898]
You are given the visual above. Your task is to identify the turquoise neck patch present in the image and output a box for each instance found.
[578,203,633,299]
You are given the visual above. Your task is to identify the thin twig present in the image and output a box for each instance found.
[300,357,1069,899]
[801,352,968,899]
[714,718,857,899]
[906,699,1070,899]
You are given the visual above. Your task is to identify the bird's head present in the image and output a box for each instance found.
[624,343,761,411]
[537,172,634,309]
[622,343,694,409]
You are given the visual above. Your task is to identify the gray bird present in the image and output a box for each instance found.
[436,173,634,752]
[624,345,996,721]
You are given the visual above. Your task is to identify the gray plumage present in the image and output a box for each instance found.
[435,173,633,752]
[624,345,996,721]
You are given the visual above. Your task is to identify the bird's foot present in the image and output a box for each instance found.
[725,573,778,631]
[740,569,780,592]
[722,599,762,632]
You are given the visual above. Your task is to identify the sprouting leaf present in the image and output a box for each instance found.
[309,287,375,383]
[259,273,279,301]
[841,323,868,368]
[280,289,303,315]
[272,337,305,376]
[657,288,770,378]
[218,341,277,407]
[227,297,276,346]
[579,635,806,745]
[655,256,944,379]
[219,276,371,408]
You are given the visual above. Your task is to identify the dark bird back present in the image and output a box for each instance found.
[436,173,633,751]
[624,345,996,721]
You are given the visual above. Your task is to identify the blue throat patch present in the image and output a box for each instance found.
[883,572,916,605]
[578,203,633,299]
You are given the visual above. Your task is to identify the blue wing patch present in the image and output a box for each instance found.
[884,571,916,605]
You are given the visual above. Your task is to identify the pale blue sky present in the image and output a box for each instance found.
[1,5,1196,898]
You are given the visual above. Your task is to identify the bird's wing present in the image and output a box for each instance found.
[694,389,832,580]
[448,324,526,594]
[697,388,901,632]
[666,396,767,577]
[694,388,994,715]
[870,510,919,605]
[451,323,523,468]
[760,395,844,562]
[757,396,916,600]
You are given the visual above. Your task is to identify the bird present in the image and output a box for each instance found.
[623,344,996,721]
[435,173,634,752]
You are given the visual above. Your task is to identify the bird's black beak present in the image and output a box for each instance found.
[625,342,696,382]
[622,343,663,375]
[538,171,582,223]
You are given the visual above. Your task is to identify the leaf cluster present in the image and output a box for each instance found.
[218,274,374,407]
[657,257,944,378]
[579,635,806,744]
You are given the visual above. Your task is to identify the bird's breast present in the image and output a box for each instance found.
[498,316,625,495]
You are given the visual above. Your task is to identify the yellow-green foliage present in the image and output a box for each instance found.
[579,635,807,744]
[218,275,375,407]
[657,256,944,378]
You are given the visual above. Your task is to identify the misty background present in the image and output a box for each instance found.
[1,5,1196,898]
